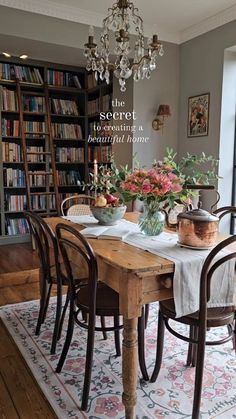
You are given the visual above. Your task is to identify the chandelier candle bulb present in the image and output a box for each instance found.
[89,25,94,37]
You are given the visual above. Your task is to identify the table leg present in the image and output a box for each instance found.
[122,317,138,419]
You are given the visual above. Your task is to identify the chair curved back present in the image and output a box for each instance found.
[24,211,60,282]
[199,234,236,322]
[213,206,236,220]
[61,195,95,216]
[55,223,98,314]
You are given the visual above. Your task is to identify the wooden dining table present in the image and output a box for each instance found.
[45,213,177,419]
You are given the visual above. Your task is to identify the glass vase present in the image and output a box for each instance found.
[138,201,165,236]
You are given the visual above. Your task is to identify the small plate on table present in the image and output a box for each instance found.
[177,241,213,250]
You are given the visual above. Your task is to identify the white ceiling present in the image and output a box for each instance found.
[0,0,236,43]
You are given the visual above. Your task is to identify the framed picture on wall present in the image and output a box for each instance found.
[187,93,210,137]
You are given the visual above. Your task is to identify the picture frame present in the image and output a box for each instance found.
[187,93,210,138]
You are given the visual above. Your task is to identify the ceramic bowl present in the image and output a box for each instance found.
[90,205,127,225]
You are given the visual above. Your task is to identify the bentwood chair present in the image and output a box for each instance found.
[150,235,236,419]
[61,194,95,216]
[24,211,68,354]
[55,223,123,411]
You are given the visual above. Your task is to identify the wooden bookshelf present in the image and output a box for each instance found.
[0,57,113,244]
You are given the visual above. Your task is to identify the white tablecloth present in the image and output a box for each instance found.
[63,216,235,318]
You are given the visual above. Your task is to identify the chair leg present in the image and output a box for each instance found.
[35,281,49,336]
[114,316,121,357]
[150,310,165,383]
[50,282,63,355]
[56,299,74,373]
[81,313,96,411]
[186,326,194,366]
[42,283,52,323]
[138,307,149,381]
[57,288,70,341]
[144,304,150,329]
[100,316,107,340]
[192,327,206,419]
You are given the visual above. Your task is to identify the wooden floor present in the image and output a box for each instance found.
[0,244,58,419]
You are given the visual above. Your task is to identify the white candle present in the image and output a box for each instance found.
[94,159,98,184]
[89,25,94,37]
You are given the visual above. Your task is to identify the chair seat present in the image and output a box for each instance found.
[76,282,120,316]
[160,299,235,327]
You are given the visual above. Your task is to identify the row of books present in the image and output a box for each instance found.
[1,87,18,111]
[102,94,112,112]
[30,195,56,210]
[57,170,81,186]
[87,73,97,89]
[29,174,53,186]
[3,168,25,187]
[0,64,43,84]
[26,146,45,162]
[88,98,99,115]
[47,70,82,88]
[56,147,84,163]
[22,95,45,113]
[6,218,29,236]
[5,194,27,211]
[88,145,112,163]
[50,99,79,116]
[25,121,46,137]
[101,145,112,162]
[88,121,113,138]
[2,119,19,137]
[52,123,83,139]
[88,147,100,162]
[2,142,22,162]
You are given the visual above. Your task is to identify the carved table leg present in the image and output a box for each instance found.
[122,317,138,419]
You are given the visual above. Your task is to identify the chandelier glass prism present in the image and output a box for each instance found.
[84,0,164,92]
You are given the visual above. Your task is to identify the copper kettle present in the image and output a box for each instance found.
[177,207,219,248]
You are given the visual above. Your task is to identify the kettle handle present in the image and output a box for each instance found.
[210,191,221,213]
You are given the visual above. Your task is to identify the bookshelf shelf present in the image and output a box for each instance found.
[0,58,113,243]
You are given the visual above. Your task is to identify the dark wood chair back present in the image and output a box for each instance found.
[55,223,98,319]
[24,211,60,282]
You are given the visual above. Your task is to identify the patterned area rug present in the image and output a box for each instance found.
[1,298,236,419]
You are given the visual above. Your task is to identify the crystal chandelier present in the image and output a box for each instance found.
[84,0,164,92]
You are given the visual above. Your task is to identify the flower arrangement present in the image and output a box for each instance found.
[120,166,183,207]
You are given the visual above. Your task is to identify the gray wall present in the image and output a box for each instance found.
[133,41,179,167]
[178,20,236,217]
[179,20,236,160]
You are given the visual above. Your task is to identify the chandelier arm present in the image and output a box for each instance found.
[131,54,151,69]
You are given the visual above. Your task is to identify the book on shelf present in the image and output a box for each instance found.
[3,168,25,187]
[52,123,83,139]
[57,170,81,186]
[56,147,84,163]
[30,195,56,210]
[6,218,29,235]
[80,220,140,241]
[87,73,97,89]
[24,121,46,137]
[101,145,112,162]
[88,98,99,115]
[2,119,19,136]
[2,142,22,162]
[29,173,53,186]
[0,63,43,84]
[0,87,18,111]
[47,70,82,89]
[88,146,100,162]
[26,146,45,162]
[22,95,45,113]
[88,121,113,140]
[4,194,27,211]
[102,94,112,112]
[50,98,79,116]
